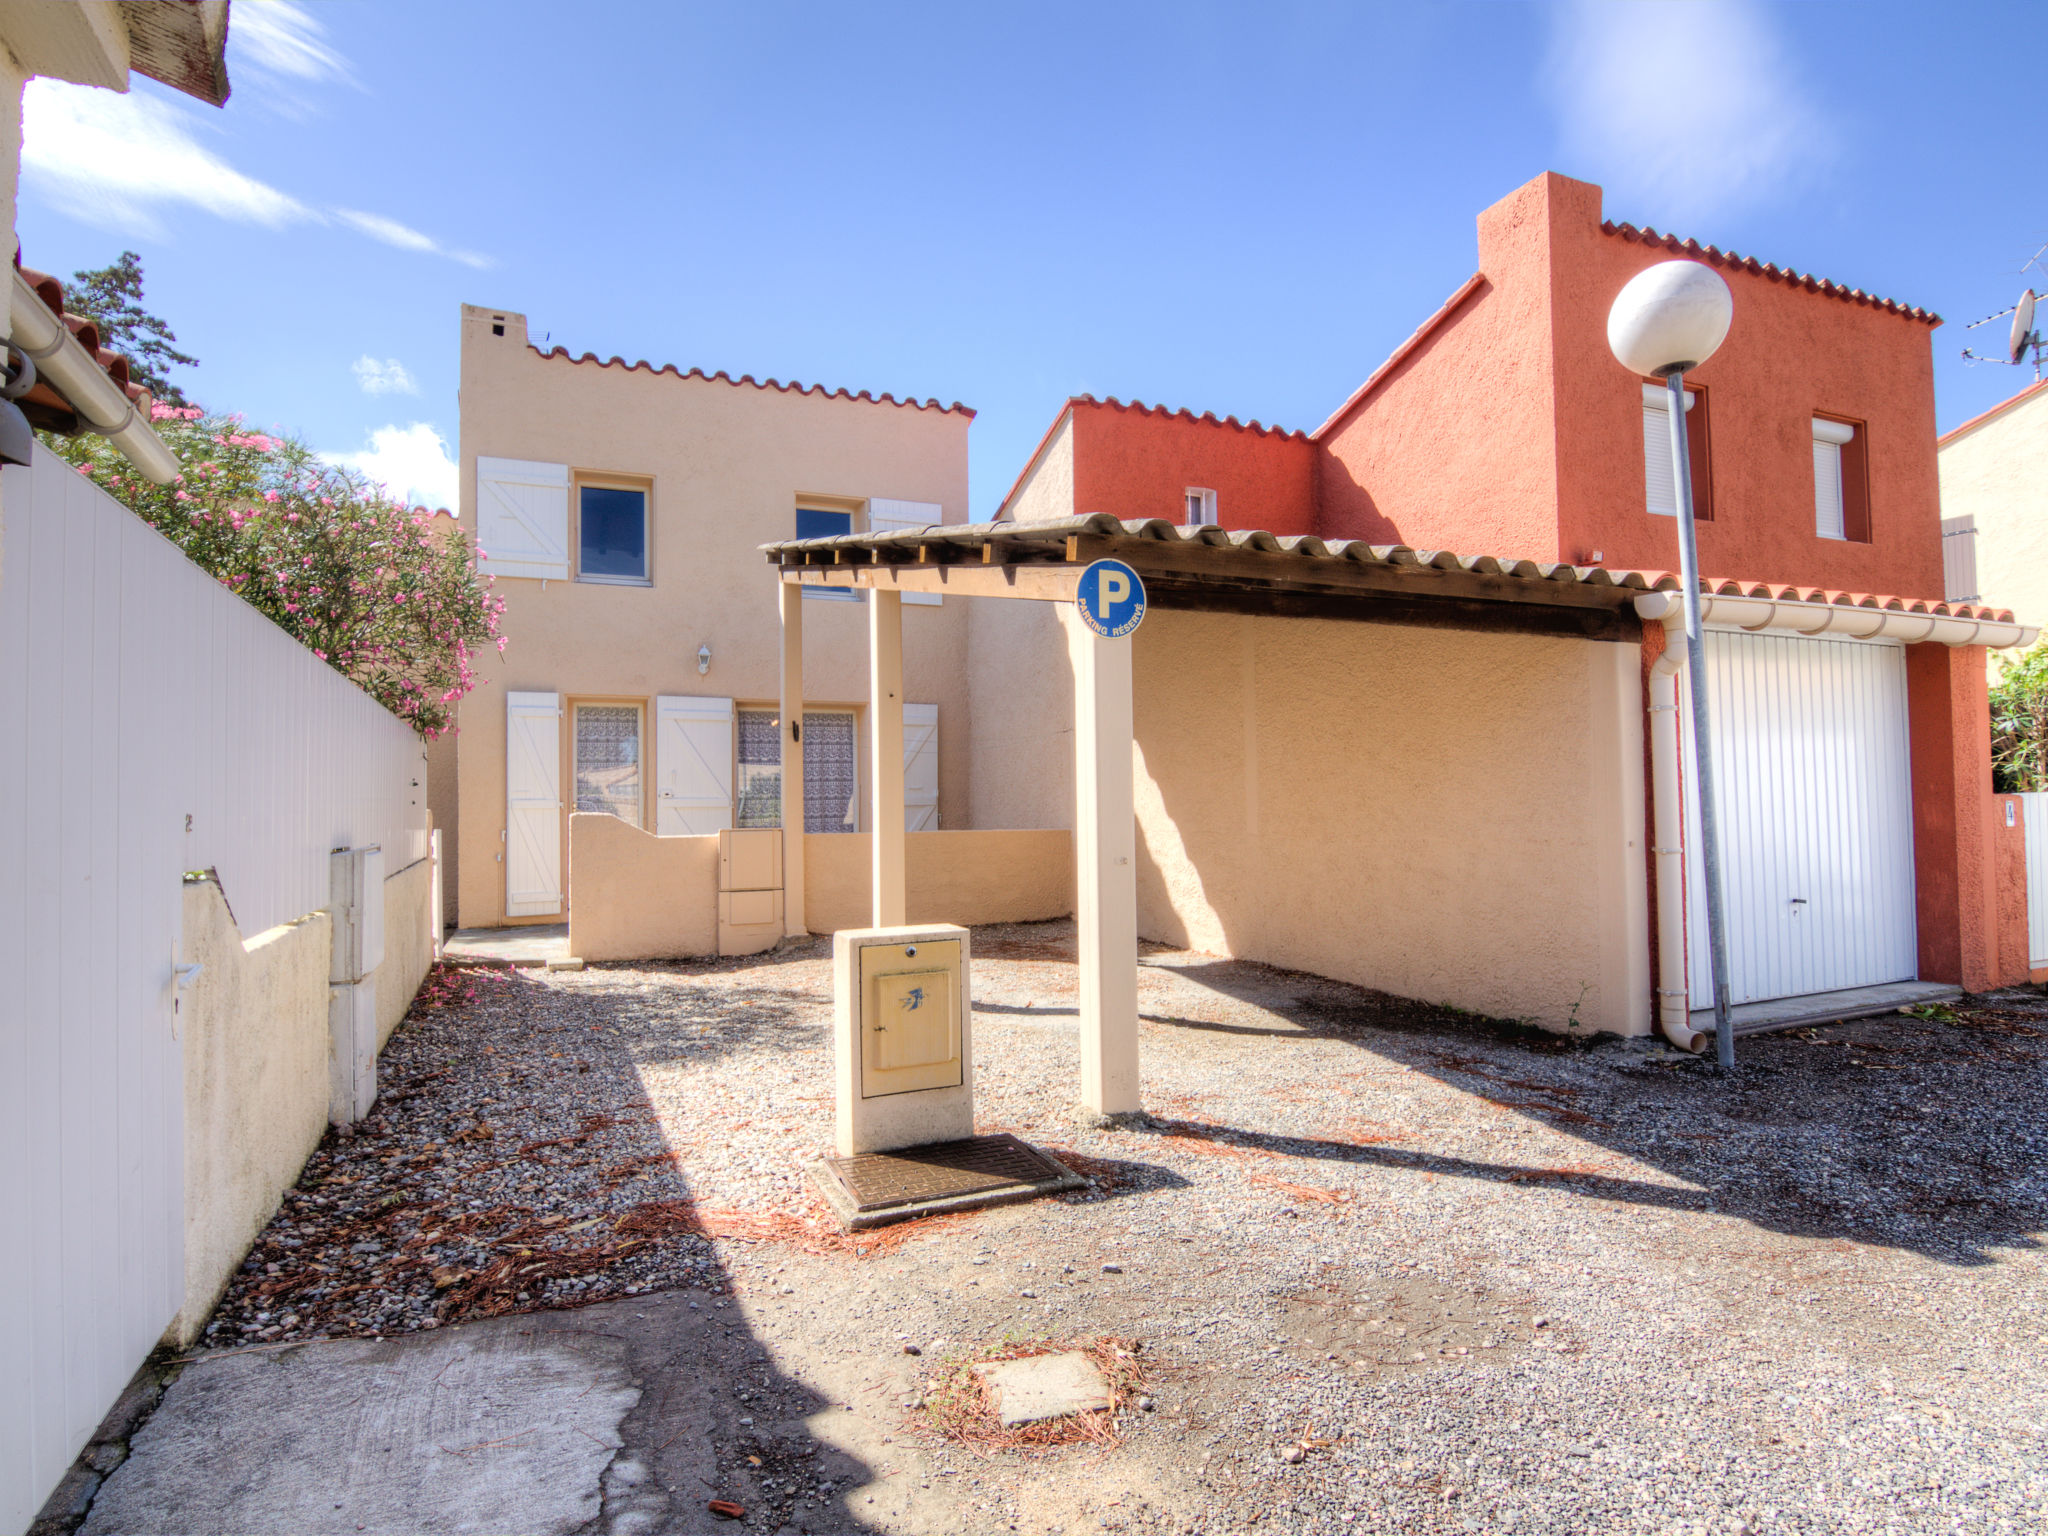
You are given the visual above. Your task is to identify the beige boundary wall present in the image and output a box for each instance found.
[171,856,437,1346]
[1130,609,1651,1036]
[567,817,1074,959]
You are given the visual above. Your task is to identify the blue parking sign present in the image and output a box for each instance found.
[1076,558,1147,638]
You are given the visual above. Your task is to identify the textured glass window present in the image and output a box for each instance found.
[574,704,641,825]
[579,486,647,579]
[802,711,858,832]
[736,708,782,828]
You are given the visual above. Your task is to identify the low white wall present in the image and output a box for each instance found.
[171,855,436,1348]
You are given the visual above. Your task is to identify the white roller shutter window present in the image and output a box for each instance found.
[505,691,563,916]
[656,696,734,835]
[904,703,939,831]
[1640,383,1694,517]
[868,498,945,605]
[477,457,570,579]
[1813,419,1853,541]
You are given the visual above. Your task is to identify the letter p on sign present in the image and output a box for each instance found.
[1077,557,1147,639]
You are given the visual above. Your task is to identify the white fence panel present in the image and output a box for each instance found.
[0,445,428,1531]
[2021,793,2048,970]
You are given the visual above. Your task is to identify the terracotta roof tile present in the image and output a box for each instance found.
[1937,377,2048,448]
[1068,392,1311,442]
[532,344,973,417]
[1601,221,1941,326]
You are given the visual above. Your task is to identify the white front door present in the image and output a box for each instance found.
[1684,629,1917,1007]
[904,703,939,831]
[656,696,734,835]
[506,691,563,916]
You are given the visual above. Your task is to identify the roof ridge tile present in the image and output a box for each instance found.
[1601,221,1939,325]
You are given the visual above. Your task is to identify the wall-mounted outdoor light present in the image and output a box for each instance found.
[1609,259,1736,1069]
[697,643,712,676]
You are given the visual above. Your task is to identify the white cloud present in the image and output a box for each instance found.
[21,80,493,267]
[334,209,494,270]
[1542,0,1834,227]
[326,423,458,510]
[23,79,312,235]
[232,0,353,85]
[352,356,419,396]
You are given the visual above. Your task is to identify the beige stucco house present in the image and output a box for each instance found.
[1937,378,2048,636]
[440,303,989,930]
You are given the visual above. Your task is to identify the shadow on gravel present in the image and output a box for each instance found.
[56,961,887,1536]
[1149,957,2048,1269]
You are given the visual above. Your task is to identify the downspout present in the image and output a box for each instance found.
[9,267,180,485]
[1637,592,1707,1054]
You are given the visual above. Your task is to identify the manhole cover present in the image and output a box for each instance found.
[810,1134,1084,1228]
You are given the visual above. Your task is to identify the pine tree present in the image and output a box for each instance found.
[66,251,199,406]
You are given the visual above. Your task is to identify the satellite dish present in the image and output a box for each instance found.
[2011,289,2037,365]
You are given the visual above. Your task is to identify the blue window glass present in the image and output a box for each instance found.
[579,486,647,579]
[796,507,859,601]
[795,506,852,541]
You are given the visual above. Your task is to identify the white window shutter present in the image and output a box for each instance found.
[1812,419,1852,541]
[1640,384,1693,518]
[477,456,570,580]
[506,691,563,916]
[656,696,735,835]
[868,498,944,605]
[904,703,939,831]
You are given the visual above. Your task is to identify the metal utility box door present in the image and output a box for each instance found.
[861,939,962,1095]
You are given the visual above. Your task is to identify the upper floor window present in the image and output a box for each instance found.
[1640,383,1712,520]
[1185,487,1218,526]
[796,504,861,602]
[578,483,648,582]
[1812,416,1868,542]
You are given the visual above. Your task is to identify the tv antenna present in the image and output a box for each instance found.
[1962,246,2048,380]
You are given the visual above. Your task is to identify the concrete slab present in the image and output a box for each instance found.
[808,1134,1086,1231]
[972,1352,1112,1428]
[1695,980,1963,1039]
[443,925,569,968]
[82,1324,638,1536]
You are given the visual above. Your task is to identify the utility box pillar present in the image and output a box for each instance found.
[329,845,385,1125]
[833,923,972,1155]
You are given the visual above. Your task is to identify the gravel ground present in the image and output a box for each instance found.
[201,921,2048,1536]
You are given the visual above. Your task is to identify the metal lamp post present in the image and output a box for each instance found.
[1608,261,1738,1069]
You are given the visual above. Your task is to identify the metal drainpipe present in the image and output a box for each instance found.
[1638,594,1706,1053]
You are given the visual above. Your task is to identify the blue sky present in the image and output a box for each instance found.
[20,0,2046,516]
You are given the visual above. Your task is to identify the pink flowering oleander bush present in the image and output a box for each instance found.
[44,407,503,737]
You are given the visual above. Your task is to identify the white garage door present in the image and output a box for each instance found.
[1684,629,1917,1008]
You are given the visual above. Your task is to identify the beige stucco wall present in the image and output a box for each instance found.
[375,855,436,1050]
[964,598,1075,829]
[452,304,976,928]
[1130,609,1650,1035]
[1939,386,2048,643]
[1003,411,1075,524]
[804,830,1076,934]
[568,812,720,961]
[172,879,332,1347]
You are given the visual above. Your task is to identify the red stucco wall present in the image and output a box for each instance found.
[1906,644,2000,992]
[1067,398,1317,534]
[1314,174,1567,556]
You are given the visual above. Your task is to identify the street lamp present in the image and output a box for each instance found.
[1608,260,1737,1069]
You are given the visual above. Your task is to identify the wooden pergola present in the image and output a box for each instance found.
[765,514,1651,1117]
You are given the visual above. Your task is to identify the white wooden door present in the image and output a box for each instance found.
[904,703,939,831]
[1684,629,1917,1007]
[657,696,734,835]
[2022,792,2048,969]
[505,692,563,915]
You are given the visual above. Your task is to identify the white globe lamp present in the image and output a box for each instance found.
[1608,258,1737,1070]
[1607,260,1733,377]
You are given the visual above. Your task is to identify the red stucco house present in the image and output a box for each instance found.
[997,170,2035,1027]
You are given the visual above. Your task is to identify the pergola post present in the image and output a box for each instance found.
[1066,608,1140,1116]
[779,580,807,936]
[869,589,907,926]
